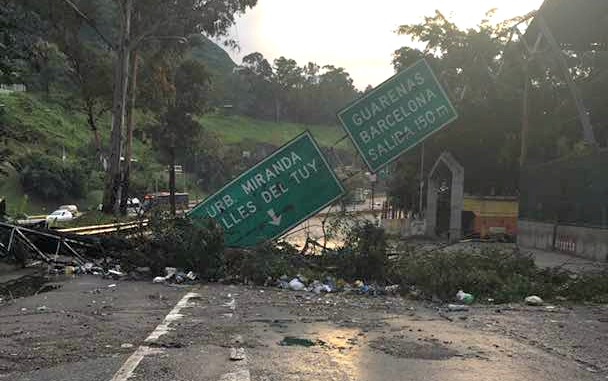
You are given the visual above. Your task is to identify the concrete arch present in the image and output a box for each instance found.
[425,152,464,243]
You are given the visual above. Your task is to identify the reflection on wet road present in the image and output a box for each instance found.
[127,285,605,381]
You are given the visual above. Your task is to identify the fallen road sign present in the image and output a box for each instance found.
[188,131,345,247]
[337,59,458,173]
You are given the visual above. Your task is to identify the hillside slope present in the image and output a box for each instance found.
[0,92,351,215]
[200,114,351,149]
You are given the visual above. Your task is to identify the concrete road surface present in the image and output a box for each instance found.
[2,278,606,381]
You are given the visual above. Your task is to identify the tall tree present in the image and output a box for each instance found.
[146,59,212,215]
[58,0,257,214]
[0,0,44,84]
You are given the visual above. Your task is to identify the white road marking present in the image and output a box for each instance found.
[219,370,251,381]
[110,292,200,381]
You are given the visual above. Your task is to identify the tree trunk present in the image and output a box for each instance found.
[169,143,176,216]
[274,97,280,123]
[120,49,138,215]
[520,64,530,168]
[86,106,103,161]
[102,0,132,215]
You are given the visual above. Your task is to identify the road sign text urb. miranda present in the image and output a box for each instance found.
[188,132,344,247]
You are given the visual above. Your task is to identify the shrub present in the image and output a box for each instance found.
[145,208,225,280]
[235,242,297,284]
[390,247,608,303]
[17,152,86,200]
[326,222,388,283]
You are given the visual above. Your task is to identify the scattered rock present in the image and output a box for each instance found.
[525,296,543,306]
[230,347,246,361]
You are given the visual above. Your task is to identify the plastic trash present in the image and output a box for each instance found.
[120,343,134,349]
[447,304,469,312]
[164,267,177,279]
[525,295,543,306]
[186,271,197,281]
[385,285,400,294]
[107,269,124,279]
[289,278,305,291]
[107,284,117,288]
[153,276,166,284]
[456,290,474,305]
[296,274,309,284]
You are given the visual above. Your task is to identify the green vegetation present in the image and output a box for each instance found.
[200,114,350,149]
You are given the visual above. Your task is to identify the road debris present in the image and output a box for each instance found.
[288,278,305,291]
[447,304,469,312]
[230,347,246,361]
[525,295,544,306]
[456,290,474,305]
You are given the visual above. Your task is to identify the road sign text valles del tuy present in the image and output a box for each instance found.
[188,132,344,247]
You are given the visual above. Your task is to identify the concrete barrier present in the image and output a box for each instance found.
[380,218,426,238]
[518,219,608,262]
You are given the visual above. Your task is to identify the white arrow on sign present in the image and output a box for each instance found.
[267,209,282,226]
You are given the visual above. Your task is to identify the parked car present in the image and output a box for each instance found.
[97,198,142,215]
[46,209,74,224]
[58,204,79,215]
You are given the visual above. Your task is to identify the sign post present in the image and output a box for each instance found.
[188,132,344,247]
[337,59,458,173]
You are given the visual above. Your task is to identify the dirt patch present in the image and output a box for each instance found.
[0,273,49,299]
[369,336,457,360]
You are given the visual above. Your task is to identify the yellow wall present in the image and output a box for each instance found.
[463,196,518,218]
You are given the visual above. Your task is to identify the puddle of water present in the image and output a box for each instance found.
[279,336,326,347]
[369,337,458,360]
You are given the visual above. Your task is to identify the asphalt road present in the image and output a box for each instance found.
[2,277,606,381]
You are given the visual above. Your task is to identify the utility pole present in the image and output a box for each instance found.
[520,61,531,167]
[418,143,425,215]
[169,132,177,216]
[103,0,132,215]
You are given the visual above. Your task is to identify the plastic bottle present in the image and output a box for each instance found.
[456,290,474,305]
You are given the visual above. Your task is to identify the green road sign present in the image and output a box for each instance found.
[188,132,344,247]
[337,59,457,173]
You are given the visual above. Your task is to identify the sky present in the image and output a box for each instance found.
[220,0,544,89]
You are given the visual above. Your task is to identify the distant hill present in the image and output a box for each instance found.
[188,35,237,75]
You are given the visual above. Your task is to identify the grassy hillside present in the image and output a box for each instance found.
[200,114,352,149]
[0,92,352,215]
[0,92,161,214]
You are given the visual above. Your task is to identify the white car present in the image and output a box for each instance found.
[46,209,74,224]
